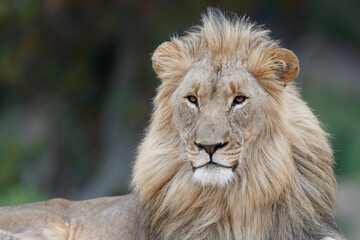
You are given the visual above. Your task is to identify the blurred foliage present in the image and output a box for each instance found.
[0,3,359,237]
[304,82,360,176]
[0,185,47,206]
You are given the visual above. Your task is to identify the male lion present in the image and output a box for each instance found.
[0,9,344,240]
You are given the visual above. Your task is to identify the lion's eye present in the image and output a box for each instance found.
[232,95,246,106]
[187,96,198,105]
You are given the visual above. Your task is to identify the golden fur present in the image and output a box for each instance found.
[132,9,344,240]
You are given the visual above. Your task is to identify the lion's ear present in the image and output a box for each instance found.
[152,41,191,81]
[152,42,175,76]
[273,48,300,85]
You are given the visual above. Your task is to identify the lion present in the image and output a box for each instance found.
[0,9,344,240]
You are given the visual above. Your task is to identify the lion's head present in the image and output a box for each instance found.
[169,46,298,187]
[132,9,340,240]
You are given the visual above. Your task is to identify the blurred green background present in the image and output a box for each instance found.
[0,0,359,238]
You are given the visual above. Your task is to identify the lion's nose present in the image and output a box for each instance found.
[195,142,228,156]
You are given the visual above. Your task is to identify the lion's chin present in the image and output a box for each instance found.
[192,165,235,187]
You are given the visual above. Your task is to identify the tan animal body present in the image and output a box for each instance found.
[0,9,344,240]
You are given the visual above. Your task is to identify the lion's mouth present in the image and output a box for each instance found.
[191,161,238,172]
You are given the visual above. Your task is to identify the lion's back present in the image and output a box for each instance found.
[0,194,146,240]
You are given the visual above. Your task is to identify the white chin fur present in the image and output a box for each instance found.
[192,165,235,187]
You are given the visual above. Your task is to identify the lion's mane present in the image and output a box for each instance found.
[132,9,341,240]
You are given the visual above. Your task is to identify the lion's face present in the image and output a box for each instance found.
[172,58,269,186]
